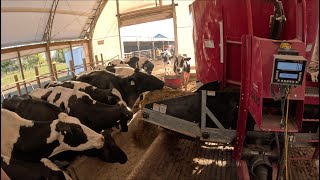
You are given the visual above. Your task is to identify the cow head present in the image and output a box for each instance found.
[173,55,185,74]
[48,113,105,157]
[118,105,133,132]
[97,130,128,164]
[127,70,165,94]
[2,94,32,111]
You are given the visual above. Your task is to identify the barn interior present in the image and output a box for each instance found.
[1,0,319,180]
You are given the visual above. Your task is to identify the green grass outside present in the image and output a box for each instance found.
[1,63,68,87]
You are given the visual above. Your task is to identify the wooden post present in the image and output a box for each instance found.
[45,43,55,81]
[34,66,41,88]
[70,60,75,78]
[52,63,58,80]
[69,42,74,65]
[159,0,163,6]
[172,0,179,55]
[95,55,99,65]
[88,39,95,68]
[116,0,123,59]
[14,75,22,96]
[100,53,104,64]
[82,58,87,71]
[17,50,28,94]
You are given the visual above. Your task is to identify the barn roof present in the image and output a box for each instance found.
[1,0,179,48]
[1,0,195,64]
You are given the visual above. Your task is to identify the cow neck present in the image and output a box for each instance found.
[113,78,130,102]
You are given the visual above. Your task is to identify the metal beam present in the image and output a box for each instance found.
[43,0,60,42]
[116,0,123,59]
[172,0,178,55]
[1,7,90,16]
[84,0,108,39]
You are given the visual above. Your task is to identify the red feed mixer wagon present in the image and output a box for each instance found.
[141,0,319,179]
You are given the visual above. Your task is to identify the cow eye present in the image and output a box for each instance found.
[63,131,67,135]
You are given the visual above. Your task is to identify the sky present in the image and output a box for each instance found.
[120,19,174,38]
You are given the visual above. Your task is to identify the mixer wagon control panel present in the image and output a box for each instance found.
[271,54,307,86]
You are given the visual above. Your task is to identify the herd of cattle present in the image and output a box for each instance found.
[1,57,165,180]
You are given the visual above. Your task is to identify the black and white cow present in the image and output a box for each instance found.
[73,69,164,108]
[50,130,127,166]
[126,56,139,69]
[44,80,125,106]
[173,55,191,74]
[107,59,125,66]
[2,156,72,180]
[1,108,105,162]
[2,95,128,165]
[29,87,133,132]
[141,59,154,75]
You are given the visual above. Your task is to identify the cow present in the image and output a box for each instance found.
[73,69,165,108]
[126,56,139,69]
[50,130,127,167]
[2,95,128,165]
[173,54,191,75]
[1,108,105,163]
[141,59,154,75]
[44,80,125,106]
[29,87,133,132]
[2,156,72,180]
[107,59,125,66]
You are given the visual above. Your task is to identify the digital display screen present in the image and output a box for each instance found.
[279,73,298,79]
[277,62,302,71]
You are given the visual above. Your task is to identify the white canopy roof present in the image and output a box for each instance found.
[1,0,104,48]
[2,0,195,65]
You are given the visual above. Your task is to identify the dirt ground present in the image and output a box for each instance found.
[67,59,319,180]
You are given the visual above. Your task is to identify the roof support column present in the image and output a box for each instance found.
[172,0,178,56]
[17,50,28,94]
[88,39,94,68]
[45,43,55,81]
[116,0,123,59]
[159,0,163,6]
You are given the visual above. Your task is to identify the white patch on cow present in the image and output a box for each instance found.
[40,158,73,180]
[114,67,135,77]
[110,59,124,66]
[111,88,122,99]
[1,109,34,165]
[111,88,128,107]
[69,81,92,90]
[30,87,96,113]
[115,64,130,67]
[138,91,150,109]
[1,154,11,166]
